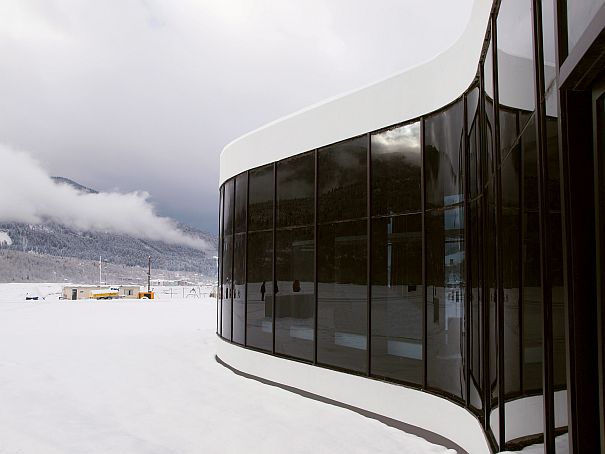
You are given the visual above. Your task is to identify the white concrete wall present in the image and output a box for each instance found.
[216,337,492,454]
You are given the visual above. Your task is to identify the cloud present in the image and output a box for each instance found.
[0,1,473,233]
[0,144,208,250]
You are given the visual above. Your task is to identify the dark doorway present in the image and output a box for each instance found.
[71,289,77,300]
[593,74,605,452]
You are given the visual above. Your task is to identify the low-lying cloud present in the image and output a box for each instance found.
[0,144,208,250]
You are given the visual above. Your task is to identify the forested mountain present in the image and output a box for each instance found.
[0,178,217,283]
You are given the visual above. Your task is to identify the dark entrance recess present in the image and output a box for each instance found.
[556,0,605,448]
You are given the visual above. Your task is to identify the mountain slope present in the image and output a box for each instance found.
[0,177,217,282]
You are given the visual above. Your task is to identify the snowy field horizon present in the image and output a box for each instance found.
[0,283,562,453]
[0,283,455,454]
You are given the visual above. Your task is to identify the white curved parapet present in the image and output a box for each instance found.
[220,0,493,185]
[216,337,492,454]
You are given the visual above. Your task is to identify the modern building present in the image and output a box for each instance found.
[216,1,605,452]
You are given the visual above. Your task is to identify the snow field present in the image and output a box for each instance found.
[0,284,455,454]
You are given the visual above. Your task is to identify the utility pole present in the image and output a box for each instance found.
[99,256,102,286]
[147,256,151,293]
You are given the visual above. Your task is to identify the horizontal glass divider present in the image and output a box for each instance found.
[370,211,423,219]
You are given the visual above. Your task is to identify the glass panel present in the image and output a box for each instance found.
[485,96,495,180]
[317,220,367,372]
[542,0,557,117]
[276,152,315,228]
[221,234,233,340]
[371,214,423,384]
[223,179,234,236]
[371,122,421,216]
[467,87,480,200]
[500,108,518,163]
[521,116,543,392]
[248,164,274,231]
[318,136,367,223]
[486,180,499,440]
[497,0,535,121]
[235,172,247,234]
[218,186,223,335]
[425,99,465,209]
[502,145,522,396]
[567,0,605,52]
[233,232,246,345]
[469,200,483,411]
[275,227,315,361]
[246,230,273,351]
[426,207,465,399]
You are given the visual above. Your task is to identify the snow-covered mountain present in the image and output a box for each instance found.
[0,178,217,283]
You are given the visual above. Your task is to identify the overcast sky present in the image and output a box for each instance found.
[0,0,473,234]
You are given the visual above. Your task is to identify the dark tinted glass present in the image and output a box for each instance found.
[246,230,273,351]
[486,182,498,404]
[521,117,543,392]
[276,152,315,228]
[318,136,367,223]
[275,227,314,360]
[234,172,247,234]
[485,97,495,180]
[221,234,233,340]
[467,88,480,199]
[371,122,421,216]
[218,186,223,335]
[469,200,483,410]
[371,214,422,384]
[499,108,518,163]
[317,220,367,372]
[223,179,234,235]
[425,99,464,208]
[426,208,465,399]
[248,165,274,231]
[502,145,521,396]
[233,233,246,345]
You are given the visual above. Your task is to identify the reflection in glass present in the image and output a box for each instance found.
[218,186,223,336]
[497,0,535,117]
[469,200,483,411]
[425,99,464,209]
[426,208,465,399]
[248,165,274,231]
[521,116,543,393]
[502,146,521,396]
[371,215,422,384]
[222,234,233,340]
[542,0,558,117]
[246,230,273,351]
[318,136,367,223]
[275,227,314,360]
[567,0,605,52]
[371,122,421,216]
[276,152,315,228]
[233,233,246,345]
[235,172,247,233]
[467,87,480,200]
[223,179,234,236]
[317,221,367,372]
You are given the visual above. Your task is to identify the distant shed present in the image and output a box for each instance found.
[62,285,141,300]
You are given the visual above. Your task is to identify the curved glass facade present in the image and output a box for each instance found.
[218,1,605,452]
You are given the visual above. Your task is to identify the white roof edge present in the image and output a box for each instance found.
[220,0,492,186]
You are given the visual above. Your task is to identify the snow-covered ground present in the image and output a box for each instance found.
[0,283,455,454]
